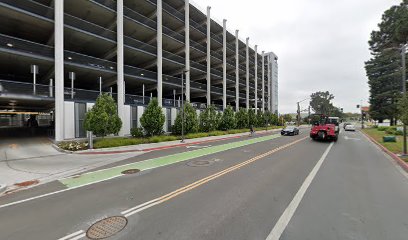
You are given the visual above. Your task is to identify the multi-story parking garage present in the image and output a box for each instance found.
[0,0,279,141]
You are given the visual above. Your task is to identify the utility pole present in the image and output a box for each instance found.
[402,44,407,155]
[308,105,311,125]
[297,102,300,127]
[181,71,185,143]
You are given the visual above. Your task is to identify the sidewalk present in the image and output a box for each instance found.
[0,128,284,195]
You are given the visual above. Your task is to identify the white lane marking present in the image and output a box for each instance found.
[0,175,119,210]
[0,135,282,210]
[69,233,85,240]
[121,198,160,215]
[186,145,212,149]
[57,230,84,240]
[265,142,334,240]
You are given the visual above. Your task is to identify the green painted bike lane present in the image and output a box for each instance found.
[60,134,281,188]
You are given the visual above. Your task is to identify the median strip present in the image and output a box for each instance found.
[60,134,281,188]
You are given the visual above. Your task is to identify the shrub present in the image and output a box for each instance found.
[235,108,249,129]
[270,113,279,126]
[173,102,199,134]
[378,126,388,131]
[140,98,165,136]
[84,93,122,137]
[58,141,88,151]
[130,127,144,138]
[199,105,219,132]
[218,106,236,130]
[256,111,265,127]
[248,109,257,128]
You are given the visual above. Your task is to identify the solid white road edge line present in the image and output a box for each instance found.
[0,134,282,210]
[265,142,334,240]
[0,175,119,210]
[57,230,84,240]
[69,233,86,240]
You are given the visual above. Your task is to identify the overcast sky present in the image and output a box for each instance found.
[194,0,401,113]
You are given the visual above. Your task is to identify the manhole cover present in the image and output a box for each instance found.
[86,216,128,239]
[121,169,140,175]
[186,160,212,167]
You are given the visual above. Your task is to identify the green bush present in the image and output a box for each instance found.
[256,111,265,127]
[84,93,122,137]
[235,108,249,129]
[149,135,178,143]
[173,102,199,134]
[140,98,165,136]
[378,126,388,131]
[248,109,257,128]
[218,106,236,130]
[199,105,219,132]
[130,127,144,138]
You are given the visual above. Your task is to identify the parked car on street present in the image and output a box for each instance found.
[281,126,299,136]
[344,124,356,131]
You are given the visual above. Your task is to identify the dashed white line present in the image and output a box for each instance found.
[57,230,84,240]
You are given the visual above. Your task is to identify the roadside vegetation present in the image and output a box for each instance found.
[58,97,285,151]
[363,126,408,162]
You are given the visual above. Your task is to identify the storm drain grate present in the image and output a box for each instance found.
[86,216,128,239]
[121,169,140,175]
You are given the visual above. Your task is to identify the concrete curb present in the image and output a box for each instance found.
[361,130,408,173]
[51,143,74,154]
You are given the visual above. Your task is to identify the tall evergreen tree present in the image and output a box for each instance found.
[366,1,408,124]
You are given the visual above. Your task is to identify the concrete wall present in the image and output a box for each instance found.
[64,101,75,139]
[86,103,94,111]
[171,108,177,126]
[162,108,168,133]
[137,106,144,128]
[123,105,131,135]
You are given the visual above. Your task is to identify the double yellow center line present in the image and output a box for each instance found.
[122,136,308,217]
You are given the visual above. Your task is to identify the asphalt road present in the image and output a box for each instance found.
[0,128,407,240]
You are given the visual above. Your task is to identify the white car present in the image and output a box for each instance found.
[344,124,356,131]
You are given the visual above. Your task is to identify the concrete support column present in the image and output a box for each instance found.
[267,55,271,111]
[157,0,163,106]
[235,30,239,111]
[206,6,211,107]
[261,51,265,112]
[222,19,227,110]
[185,0,190,102]
[117,0,125,136]
[246,37,249,109]
[54,0,64,141]
[254,45,258,113]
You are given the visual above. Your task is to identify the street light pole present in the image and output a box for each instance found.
[181,71,185,143]
[296,98,309,127]
[401,44,407,155]
[181,70,189,143]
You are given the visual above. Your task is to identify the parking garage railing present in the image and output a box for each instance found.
[0,79,226,111]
